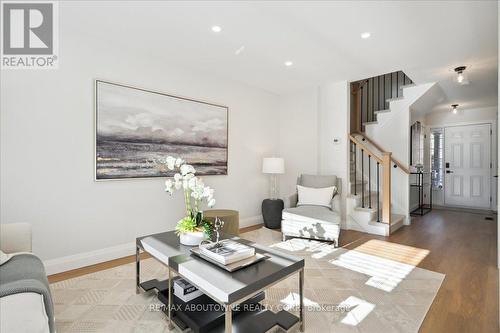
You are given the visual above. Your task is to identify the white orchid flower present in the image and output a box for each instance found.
[174,173,182,182]
[166,156,176,170]
[180,164,196,176]
[165,179,173,194]
[208,198,216,208]
[174,180,182,190]
[188,177,198,190]
[175,158,184,167]
[203,187,214,198]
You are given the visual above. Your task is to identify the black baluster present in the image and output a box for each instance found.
[384,74,386,109]
[390,73,393,102]
[368,155,372,209]
[354,143,357,196]
[377,162,380,222]
[367,79,370,122]
[396,71,399,97]
[371,77,374,121]
[360,85,363,130]
[361,150,365,208]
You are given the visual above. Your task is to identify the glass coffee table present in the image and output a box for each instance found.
[136,231,305,333]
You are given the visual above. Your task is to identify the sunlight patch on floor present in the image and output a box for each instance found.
[339,296,375,326]
[353,239,429,266]
[270,238,339,259]
[330,240,429,292]
[279,292,321,311]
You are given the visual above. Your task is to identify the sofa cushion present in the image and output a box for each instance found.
[282,206,341,225]
[299,174,338,189]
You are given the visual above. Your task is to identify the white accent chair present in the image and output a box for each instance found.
[281,174,342,246]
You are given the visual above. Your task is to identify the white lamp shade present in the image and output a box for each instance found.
[262,157,285,174]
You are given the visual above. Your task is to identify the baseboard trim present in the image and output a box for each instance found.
[240,215,263,227]
[44,242,136,275]
[45,215,264,275]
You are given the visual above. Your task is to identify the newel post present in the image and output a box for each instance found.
[382,152,392,226]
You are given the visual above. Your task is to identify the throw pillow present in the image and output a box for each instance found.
[297,185,337,208]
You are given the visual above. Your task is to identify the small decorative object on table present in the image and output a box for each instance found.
[213,217,224,243]
[162,156,216,246]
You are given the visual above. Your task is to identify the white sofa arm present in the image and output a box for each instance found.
[0,223,32,253]
[283,193,298,208]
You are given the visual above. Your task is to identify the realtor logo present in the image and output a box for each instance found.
[1,1,58,69]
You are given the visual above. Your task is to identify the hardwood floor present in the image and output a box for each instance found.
[48,213,498,332]
[339,208,499,333]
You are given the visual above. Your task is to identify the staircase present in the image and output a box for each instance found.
[347,71,435,236]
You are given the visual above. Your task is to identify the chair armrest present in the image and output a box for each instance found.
[283,193,298,208]
[331,193,341,213]
[0,223,32,253]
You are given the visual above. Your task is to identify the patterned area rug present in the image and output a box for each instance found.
[51,228,444,333]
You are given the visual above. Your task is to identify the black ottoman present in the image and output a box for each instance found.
[262,199,284,229]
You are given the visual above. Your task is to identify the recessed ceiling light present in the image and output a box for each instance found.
[361,32,371,39]
[235,46,245,55]
[284,61,293,67]
[211,26,222,33]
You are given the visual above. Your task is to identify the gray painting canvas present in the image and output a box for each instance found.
[95,80,228,180]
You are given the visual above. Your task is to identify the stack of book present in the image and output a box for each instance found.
[199,239,255,265]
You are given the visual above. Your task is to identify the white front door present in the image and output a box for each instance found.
[444,123,491,208]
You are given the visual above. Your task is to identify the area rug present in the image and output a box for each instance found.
[51,228,444,333]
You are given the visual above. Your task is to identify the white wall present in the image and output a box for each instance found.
[278,88,319,196]
[425,106,498,208]
[318,81,350,225]
[0,18,279,273]
[277,81,350,226]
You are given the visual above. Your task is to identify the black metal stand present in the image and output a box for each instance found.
[410,172,432,216]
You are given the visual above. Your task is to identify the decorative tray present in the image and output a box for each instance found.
[190,247,267,272]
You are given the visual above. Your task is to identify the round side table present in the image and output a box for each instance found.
[261,199,284,229]
[203,209,240,235]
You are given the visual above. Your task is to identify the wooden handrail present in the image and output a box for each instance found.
[352,132,410,174]
[348,134,382,163]
[349,134,392,225]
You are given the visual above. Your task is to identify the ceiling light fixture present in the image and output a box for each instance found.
[451,104,459,114]
[235,46,245,55]
[211,26,222,33]
[361,32,371,39]
[454,66,468,84]
[284,61,293,67]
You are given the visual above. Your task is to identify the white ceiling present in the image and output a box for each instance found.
[67,1,498,111]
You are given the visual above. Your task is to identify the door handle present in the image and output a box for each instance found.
[446,170,454,174]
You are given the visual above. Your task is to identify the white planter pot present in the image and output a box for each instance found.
[179,231,206,246]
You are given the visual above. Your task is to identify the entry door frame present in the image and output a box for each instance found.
[442,121,495,210]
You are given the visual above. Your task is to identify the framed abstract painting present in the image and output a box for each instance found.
[95,80,228,180]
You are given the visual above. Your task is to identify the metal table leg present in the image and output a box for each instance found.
[135,245,140,294]
[225,305,232,333]
[299,268,305,332]
[168,268,174,330]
